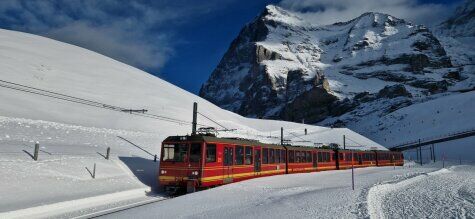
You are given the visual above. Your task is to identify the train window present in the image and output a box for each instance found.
[162,143,187,162]
[270,149,275,164]
[224,146,233,166]
[281,150,286,163]
[339,153,344,161]
[205,144,216,163]
[289,150,295,163]
[276,150,281,163]
[245,146,253,165]
[189,143,202,162]
[296,151,301,163]
[317,152,322,162]
[347,153,352,161]
[235,146,244,165]
[326,153,330,162]
[263,148,269,164]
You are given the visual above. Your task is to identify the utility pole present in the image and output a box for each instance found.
[418,139,422,166]
[192,102,197,135]
[351,150,355,190]
[343,135,346,150]
[281,127,284,146]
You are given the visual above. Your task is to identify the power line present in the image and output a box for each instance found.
[0,79,209,126]
[197,111,229,130]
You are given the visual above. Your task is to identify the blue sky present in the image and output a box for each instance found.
[0,0,462,94]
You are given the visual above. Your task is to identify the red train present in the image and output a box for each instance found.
[158,135,403,193]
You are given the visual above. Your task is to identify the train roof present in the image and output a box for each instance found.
[163,135,360,151]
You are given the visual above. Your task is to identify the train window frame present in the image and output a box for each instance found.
[317,152,322,162]
[263,148,269,164]
[276,149,281,163]
[205,144,216,163]
[245,146,253,165]
[269,149,275,164]
[289,150,295,163]
[306,151,311,163]
[281,150,286,163]
[235,145,244,165]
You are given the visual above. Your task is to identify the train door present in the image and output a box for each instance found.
[223,146,233,183]
[312,152,317,168]
[254,147,261,175]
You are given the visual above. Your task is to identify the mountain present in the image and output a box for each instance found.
[435,0,475,67]
[200,5,466,124]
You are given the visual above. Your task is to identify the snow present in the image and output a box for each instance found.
[368,165,475,218]
[102,161,475,219]
[0,28,388,215]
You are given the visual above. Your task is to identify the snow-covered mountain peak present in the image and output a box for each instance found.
[200,4,469,125]
[262,5,307,27]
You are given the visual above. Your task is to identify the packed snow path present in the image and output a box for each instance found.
[368,165,475,218]
[102,164,458,219]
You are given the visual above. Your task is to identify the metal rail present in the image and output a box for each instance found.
[390,128,475,151]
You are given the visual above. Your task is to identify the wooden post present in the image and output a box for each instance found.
[93,163,96,179]
[305,128,307,135]
[106,147,110,160]
[34,142,39,161]
[154,154,157,162]
[432,144,436,162]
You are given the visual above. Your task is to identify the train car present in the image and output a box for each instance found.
[353,150,377,168]
[335,150,354,170]
[158,135,287,193]
[315,148,337,171]
[376,151,404,167]
[158,134,403,193]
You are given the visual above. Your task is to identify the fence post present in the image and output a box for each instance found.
[34,142,39,161]
[154,154,157,162]
[93,163,96,179]
[106,147,110,160]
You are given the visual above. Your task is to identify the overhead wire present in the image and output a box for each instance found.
[0,79,212,127]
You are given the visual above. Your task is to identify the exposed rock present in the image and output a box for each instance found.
[377,85,412,99]
[409,80,449,93]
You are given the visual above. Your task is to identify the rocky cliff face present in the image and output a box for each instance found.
[200,4,473,124]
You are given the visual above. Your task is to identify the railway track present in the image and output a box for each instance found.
[74,196,170,219]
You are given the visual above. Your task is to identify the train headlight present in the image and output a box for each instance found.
[160,170,167,174]
[192,171,199,175]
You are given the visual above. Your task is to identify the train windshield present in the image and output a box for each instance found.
[162,143,188,162]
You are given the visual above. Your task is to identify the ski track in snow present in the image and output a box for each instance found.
[368,165,475,219]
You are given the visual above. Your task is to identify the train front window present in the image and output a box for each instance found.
[189,143,202,162]
[162,143,188,162]
[206,144,216,163]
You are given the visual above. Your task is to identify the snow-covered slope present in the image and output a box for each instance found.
[0,28,381,148]
[0,28,389,213]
